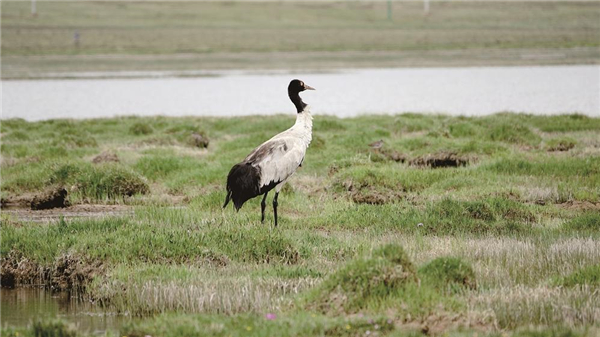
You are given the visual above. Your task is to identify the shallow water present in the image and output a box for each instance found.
[2,65,599,121]
[0,288,127,334]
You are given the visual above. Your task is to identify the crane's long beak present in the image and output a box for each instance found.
[305,84,316,90]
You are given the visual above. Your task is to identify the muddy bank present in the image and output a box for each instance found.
[30,187,69,210]
[2,186,70,211]
[1,251,103,292]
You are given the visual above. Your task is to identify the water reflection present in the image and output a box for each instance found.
[1,288,127,335]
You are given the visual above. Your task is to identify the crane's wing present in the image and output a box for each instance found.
[244,137,305,192]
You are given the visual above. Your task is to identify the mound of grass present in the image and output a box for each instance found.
[448,121,480,138]
[55,130,98,148]
[487,123,541,146]
[129,122,154,135]
[49,162,149,201]
[306,244,417,313]
[562,212,600,231]
[554,265,600,288]
[545,137,577,152]
[531,114,600,132]
[419,257,477,292]
[164,124,209,147]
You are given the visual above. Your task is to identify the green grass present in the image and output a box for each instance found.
[1,113,600,336]
[4,1,599,56]
[563,213,600,231]
[1,1,599,77]
[418,257,477,292]
[554,264,600,287]
[49,162,149,202]
[304,244,418,314]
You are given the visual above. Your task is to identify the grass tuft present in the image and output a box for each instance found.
[305,244,417,313]
[562,212,600,231]
[487,123,541,146]
[545,137,577,152]
[129,122,154,135]
[49,162,149,201]
[419,257,477,292]
[554,264,600,287]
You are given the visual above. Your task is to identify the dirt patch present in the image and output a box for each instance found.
[2,204,134,223]
[393,311,494,336]
[92,151,120,164]
[30,187,69,210]
[376,149,407,163]
[385,150,408,163]
[1,251,103,292]
[546,138,576,152]
[3,186,70,211]
[410,152,472,168]
[1,194,34,209]
[341,179,403,205]
[190,132,210,148]
[351,189,401,205]
[51,254,104,291]
[547,143,575,152]
[557,200,600,211]
[0,252,45,288]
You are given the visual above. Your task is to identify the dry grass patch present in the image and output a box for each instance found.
[471,285,600,329]
[95,276,321,316]
[370,235,600,288]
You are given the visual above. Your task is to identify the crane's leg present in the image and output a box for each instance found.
[261,192,268,223]
[273,192,279,227]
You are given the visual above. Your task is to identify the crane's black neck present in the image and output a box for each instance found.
[288,91,307,113]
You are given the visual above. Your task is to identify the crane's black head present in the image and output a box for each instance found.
[288,79,315,113]
[288,79,315,94]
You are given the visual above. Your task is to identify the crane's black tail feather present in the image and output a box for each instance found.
[225,163,261,211]
[223,190,232,208]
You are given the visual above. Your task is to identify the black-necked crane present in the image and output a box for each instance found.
[223,79,315,226]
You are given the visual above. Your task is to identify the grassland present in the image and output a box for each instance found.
[1,113,600,336]
[2,1,599,78]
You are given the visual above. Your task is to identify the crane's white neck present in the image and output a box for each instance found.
[291,106,313,147]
